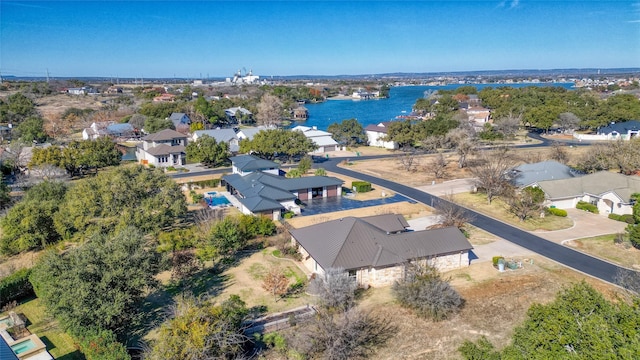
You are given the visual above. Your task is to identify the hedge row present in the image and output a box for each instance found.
[351,181,371,193]
[576,201,599,214]
[608,213,636,224]
[0,268,34,307]
[547,208,568,217]
[190,179,221,188]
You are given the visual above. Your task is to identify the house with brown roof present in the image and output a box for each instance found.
[290,215,472,287]
[536,171,640,215]
[135,129,187,167]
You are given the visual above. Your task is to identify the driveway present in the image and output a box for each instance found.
[531,208,628,244]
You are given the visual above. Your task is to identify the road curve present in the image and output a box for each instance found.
[322,157,636,285]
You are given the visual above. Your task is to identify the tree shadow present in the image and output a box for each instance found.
[55,350,85,360]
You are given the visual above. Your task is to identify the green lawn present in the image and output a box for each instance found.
[453,192,574,231]
[3,298,84,360]
[565,234,640,268]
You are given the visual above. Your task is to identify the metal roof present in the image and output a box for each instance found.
[291,217,472,271]
[597,120,640,135]
[194,129,238,143]
[145,144,185,156]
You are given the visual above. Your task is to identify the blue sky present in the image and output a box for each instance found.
[1,1,639,78]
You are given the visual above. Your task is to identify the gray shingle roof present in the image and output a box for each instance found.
[143,129,186,142]
[537,171,640,202]
[291,217,472,271]
[509,160,578,188]
[229,155,279,172]
[194,129,238,143]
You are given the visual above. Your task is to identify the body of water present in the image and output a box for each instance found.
[296,83,575,131]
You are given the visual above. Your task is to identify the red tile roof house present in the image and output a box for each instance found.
[135,129,187,168]
[222,155,344,220]
[290,214,473,287]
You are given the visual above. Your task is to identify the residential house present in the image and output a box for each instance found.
[292,125,339,153]
[135,129,187,168]
[168,113,191,129]
[225,107,253,124]
[574,120,640,141]
[67,87,96,95]
[236,126,277,141]
[222,155,343,220]
[365,121,398,149]
[82,122,136,140]
[290,215,472,287]
[153,93,176,102]
[466,105,491,125]
[192,128,240,153]
[536,171,640,215]
[508,160,579,188]
[292,105,309,120]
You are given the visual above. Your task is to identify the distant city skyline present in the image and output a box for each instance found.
[1,1,639,78]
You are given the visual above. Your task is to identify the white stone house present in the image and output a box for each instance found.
[135,129,187,168]
[364,121,398,149]
[290,215,472,287]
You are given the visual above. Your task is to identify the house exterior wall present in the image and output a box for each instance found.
[366,130,397,149]
[327,185,339,197]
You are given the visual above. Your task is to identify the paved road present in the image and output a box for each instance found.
[322,158,637,285]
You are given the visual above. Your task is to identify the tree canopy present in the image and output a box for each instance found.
[30,227,158,334]
[29,137,122,176]
[328,118,367,146]
[185,135,229,167]
[54,165,186,239]
[147,295,248,360]
[239,129,317,161]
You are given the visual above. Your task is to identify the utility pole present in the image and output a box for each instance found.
[46,68,50,83]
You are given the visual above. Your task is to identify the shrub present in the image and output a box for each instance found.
[73,327,130,360]
[0,268,34,307]
[547,208,568,217]
[608,213,635,224]
[283,211,294,219]
[492,256,505,267]
[166,166,177,171]
[576,201,599,214]
[351,181,371,193]
[392,263,464,321]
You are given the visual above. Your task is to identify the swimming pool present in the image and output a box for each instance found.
[11,338,36,354]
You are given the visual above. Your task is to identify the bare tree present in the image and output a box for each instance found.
[446,127,476,168]
[470,147,517,204]
[290,307,394,360]
[420,135,445,152]
[557,112,581,133]
[494,112,522,138]
[548,142,570,164]
[308,267,357,312]
[398,148,419,172]
[432,193,473,229]
[576,143,611,173]
[505,186,545,221]
[427,152,448,179]
[256,94,284,127]
[170,250,200,281]
[193,207,225,236]
[262,266,289,302]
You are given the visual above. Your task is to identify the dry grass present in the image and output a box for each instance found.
[354,255,624,360]
[452,192,574,231]
[565,234,640,269]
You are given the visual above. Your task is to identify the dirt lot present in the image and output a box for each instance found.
[358,256,623,360]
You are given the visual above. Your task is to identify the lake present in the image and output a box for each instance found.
[295,83,575,131]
